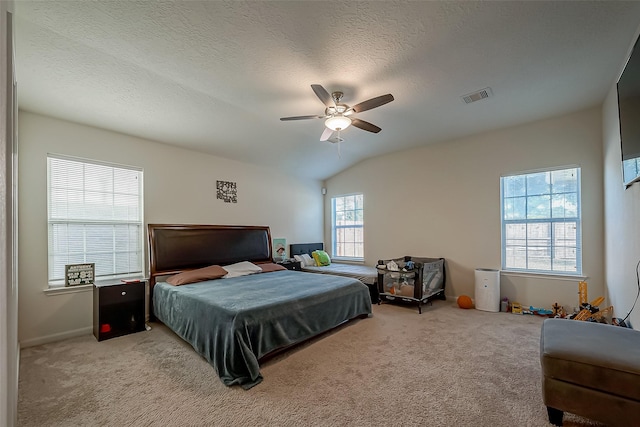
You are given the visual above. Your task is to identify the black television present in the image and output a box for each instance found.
[617,32,640,188]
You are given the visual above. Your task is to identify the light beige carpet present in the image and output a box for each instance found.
[18,301,603,426]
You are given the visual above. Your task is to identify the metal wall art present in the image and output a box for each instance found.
[216,180,237,203]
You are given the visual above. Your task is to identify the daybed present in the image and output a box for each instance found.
[148,225,372,389]
[290,242,379,301]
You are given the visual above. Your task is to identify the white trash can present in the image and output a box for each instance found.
[475,268,500,312]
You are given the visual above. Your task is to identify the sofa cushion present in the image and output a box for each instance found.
[540,318,640,402]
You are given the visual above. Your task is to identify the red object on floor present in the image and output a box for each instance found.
[457,295,473,309]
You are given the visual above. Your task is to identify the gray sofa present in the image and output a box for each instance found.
[540,318,640,426]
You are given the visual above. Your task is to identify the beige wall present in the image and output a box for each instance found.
[18,111,323,346]
[325,108,604,311]
[603,83,640,329]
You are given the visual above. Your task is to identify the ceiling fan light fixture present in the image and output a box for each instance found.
[325,115,352,131]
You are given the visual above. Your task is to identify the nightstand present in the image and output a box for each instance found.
[277,260,302,271]
[93,281,146,341]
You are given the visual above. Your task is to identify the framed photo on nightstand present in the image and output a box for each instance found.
[273,238,287,261]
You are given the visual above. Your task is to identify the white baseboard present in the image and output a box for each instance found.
[447,294,477,303]
[20,326,92,348]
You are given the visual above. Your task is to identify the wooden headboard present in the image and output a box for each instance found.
[289,242,324,256]
[147,224,273,316]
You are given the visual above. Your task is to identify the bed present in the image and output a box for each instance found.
[289,243,378,285]
[289,242,379,302]
[147,224,372,389]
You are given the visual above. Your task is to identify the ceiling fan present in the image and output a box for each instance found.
[280,84,394,142]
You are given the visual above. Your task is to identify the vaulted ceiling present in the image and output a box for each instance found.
[13,1,640,180]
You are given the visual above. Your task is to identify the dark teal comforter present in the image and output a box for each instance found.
[153,270,372,389]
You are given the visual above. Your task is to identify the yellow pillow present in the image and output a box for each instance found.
[311,251,321,266]
[312,250,331,266]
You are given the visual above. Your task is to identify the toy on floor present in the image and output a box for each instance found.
[589,305,614,323]
[457,295,473,309]
[511,302,522,314]
[529,305,553,316]
[551,302,567,318]
[579,281,588,305]
[572,281,610,322]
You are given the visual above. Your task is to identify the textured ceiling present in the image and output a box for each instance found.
[13,1,640,180]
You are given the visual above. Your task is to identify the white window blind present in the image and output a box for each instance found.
[47,155,143,284]
[332,194,364,259]
[501,167,582,275]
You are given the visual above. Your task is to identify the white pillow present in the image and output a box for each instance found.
[301,253,315,267]
[222,261,263,278]
[294,255,304,264]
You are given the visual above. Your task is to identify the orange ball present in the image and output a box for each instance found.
[457,295,473,309]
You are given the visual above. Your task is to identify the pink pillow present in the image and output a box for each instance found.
[166,264,227,286]
[259,262,287,273]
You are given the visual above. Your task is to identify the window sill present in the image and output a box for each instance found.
[500,270,587,281]
[44,284,93,296]
[44,276,145,296]
[332,257,365,264]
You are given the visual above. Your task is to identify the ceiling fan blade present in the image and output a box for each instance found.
[351,118,382,133]
[311,84,335,108]
[280,115,323,121]
[320,127,334,141]
[351,94,394,113]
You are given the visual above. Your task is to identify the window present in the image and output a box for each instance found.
[331,194,364,259]
[623,157,640,185]
[47,155,143,285]
[501,167,581,275]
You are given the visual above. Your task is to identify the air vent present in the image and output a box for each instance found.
[461,87,493,104]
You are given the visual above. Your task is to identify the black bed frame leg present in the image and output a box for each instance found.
[547,406,563,426]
